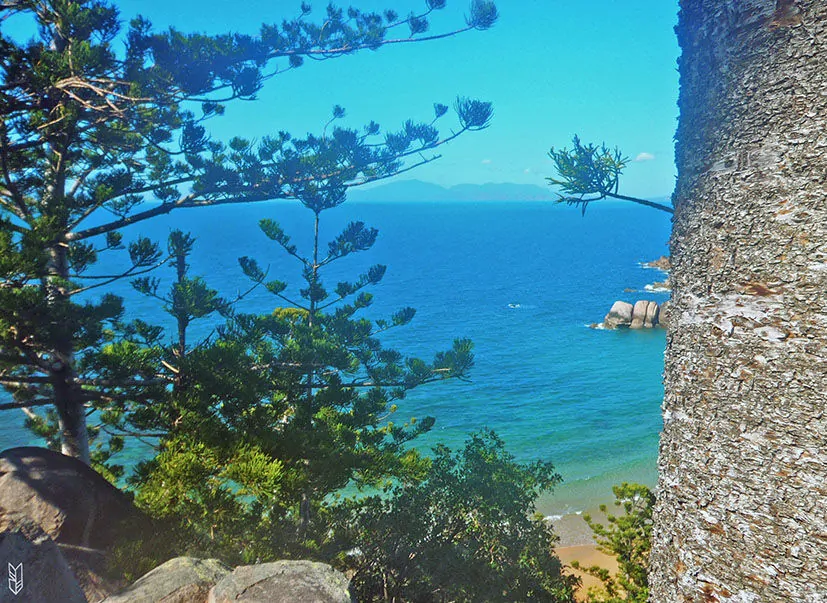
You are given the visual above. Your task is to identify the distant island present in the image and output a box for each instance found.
[348,179,673,207]
[347,179,557,202]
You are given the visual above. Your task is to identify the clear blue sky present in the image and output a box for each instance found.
[8,1,681,198]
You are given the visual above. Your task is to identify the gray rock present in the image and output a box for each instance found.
[603,301,634,329]
[0,447,150,549]
[0,514,86,603]
[209,560,351,603]
[0,447,152,601]
[104,557,230,603]
[644,301,660,328]
[630,300,649,329]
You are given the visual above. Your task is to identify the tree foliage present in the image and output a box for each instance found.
[0,0,496,463]
[338,430,579,602]
[573,482,654,603]
[122,182,476,563]
[547,136,673,214]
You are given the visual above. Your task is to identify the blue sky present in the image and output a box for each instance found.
[7,1,681,198]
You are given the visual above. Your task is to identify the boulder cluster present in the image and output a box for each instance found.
[0,447,351,603]
[603,300,669,330]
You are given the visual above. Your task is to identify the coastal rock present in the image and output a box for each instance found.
[0,514,87,603]
[104,557,230,603]
[0,447,153,601]
[209,560,352,603]
[630,300,649,329]
[600,300,665,329]
[644,301,659,328]
[603,301,634,329]
[643,255,671,271]
[644,279,671,292]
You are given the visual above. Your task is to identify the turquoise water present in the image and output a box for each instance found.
[0,200,671,515]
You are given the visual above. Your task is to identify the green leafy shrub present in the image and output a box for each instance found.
[574,483,654,603]
[338,430,579,603]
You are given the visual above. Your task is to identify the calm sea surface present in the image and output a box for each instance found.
[0,200,672,515]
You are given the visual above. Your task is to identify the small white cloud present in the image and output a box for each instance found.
[634,152,655,162]
[481,159,492,164]
[523,168,531,174]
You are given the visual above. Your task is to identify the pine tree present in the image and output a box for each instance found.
[119,193,478,561]
[546,136,673,214]
[0,0,498,463]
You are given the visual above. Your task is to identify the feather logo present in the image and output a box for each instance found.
[7,562,23,596]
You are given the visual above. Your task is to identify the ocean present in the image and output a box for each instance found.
[0,200,672,516]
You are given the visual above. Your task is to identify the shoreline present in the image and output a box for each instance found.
[551,512,597,548]
[551,509,620,601]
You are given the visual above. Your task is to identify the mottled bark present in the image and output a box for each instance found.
[651,1,827,601]
[48,241,90,465]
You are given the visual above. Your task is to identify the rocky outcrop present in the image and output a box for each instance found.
[644,278,671,292]
[601,300,664,329]
[102,558,352,603]
[0,447,153,601]
[630,300,648,329]
[644,301,659,328]
[0,448,354,603]
[657,300,671,329]
[0,447,150,549]
[643,255,671,271]
[209,560,352,603]
[103,557,230,603]
[603,301,634,329]
[0,514,87,603]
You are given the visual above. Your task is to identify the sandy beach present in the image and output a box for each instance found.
[552,510,620,601]
[557,544,619,601]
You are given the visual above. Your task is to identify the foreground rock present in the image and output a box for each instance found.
[0,514,86,603]
[209,560,352,603]
[104,557,230,603]
[601,300,664,329]
[0,447,153,600]
[0,447,148,549]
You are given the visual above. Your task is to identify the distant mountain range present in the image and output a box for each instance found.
[347,179,556,202]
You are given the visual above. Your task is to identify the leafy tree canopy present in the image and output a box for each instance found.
[338,430,579,602]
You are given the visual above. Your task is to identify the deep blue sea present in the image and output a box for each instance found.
[0,200,671,516]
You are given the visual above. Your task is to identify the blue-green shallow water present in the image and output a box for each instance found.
[0,200,671,516]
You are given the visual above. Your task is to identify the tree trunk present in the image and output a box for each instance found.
[47,242,90,464]
[651,1,827,600]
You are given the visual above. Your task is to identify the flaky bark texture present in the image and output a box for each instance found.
[650,1,827,601]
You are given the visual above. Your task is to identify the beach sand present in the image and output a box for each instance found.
[552,510,619,601]
[557,544,619,601]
